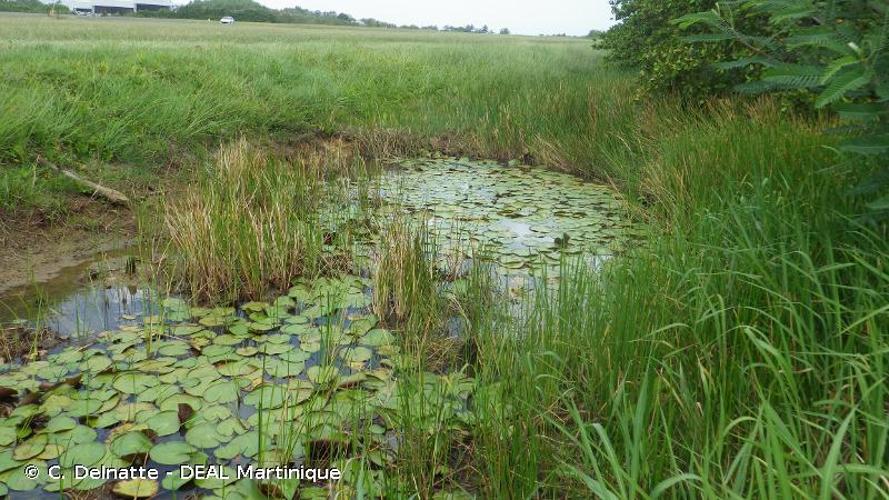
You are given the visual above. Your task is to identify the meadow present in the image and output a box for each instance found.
[0,12,887,499]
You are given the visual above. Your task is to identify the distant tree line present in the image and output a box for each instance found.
[0,0,68,13]
[136,0,362,25]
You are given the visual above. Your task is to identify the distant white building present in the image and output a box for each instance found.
[44,0,174,15]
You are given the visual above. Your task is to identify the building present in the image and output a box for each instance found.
[44,0,174,15]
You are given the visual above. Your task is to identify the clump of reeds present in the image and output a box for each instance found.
[164,139,324,303]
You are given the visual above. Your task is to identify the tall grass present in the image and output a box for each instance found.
[0,14,641,215]
[457,102,889,497]
[163,140,323,302]
[2,13,886,499]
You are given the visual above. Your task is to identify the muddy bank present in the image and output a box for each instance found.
[0,208,135,297]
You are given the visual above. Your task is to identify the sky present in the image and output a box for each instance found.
[257,0,616,36]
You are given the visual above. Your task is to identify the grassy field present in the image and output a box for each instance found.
[1,13,633,218]
[1,12,887,499]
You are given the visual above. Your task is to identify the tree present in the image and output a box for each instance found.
[676,1,889,215]
[499,28,510,35]
[602,0,762,96]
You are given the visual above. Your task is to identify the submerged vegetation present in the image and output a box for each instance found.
[0,9,887,499]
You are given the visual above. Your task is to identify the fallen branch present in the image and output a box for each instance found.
[36,157,130,206]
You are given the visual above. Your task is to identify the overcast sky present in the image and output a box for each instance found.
[257,0,616,36]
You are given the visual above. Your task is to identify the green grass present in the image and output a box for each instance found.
[0,13,628,216]
[1,12,887,499]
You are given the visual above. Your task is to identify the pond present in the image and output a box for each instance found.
[0,158,636,497]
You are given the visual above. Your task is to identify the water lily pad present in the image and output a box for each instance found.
[0,427,16,447]
[143,411,181,436]
[82,355,112,374]
[149,441,195,465]
[185,423,224,448]
[244,384,286,409]
[113,372,158,394]
[48,425,97,445]
[37,444,64,460]
[13,434,47,460]
[110,431,152,458]
[341,346,373,363]
[204,380,240,404]
[45,415,77,434]
[159,394,202,412]
[361,329,395,346]
[307,365,339,385]
[59,441,106,468]
[113,478,158,498]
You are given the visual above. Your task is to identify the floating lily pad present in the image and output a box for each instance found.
[341,346,373,363]
[149,441,195,465]
[307,365,339,385]
[110,431,152,458]
[113,373,158,394]
[204,380,240,404]
[113,478,159,498]
[143,411,180,436]
[45,415,77,434]
[185,423,224,448]
[13,434,47,460]
[59,441,106,468]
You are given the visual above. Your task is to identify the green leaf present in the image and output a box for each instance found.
[185,423,224,449]
[145,410,179,436]
[149,441,195,465]
[833,103,886,121]
[816,67,872,108]
[681,33,735,43]
[112,478,159,498]
[866,193,889,211]
[110,431,153,458]
[762,64,823,89]
[59,441,106,468]
[840,135,889,155]
[13,434,47,461]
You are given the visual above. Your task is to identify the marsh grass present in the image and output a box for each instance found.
[164,139,324,303]
[372,216,445,350]
[2,14,887,499]
[451,105,889,497]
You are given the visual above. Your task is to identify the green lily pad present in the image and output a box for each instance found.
[219,431,260,460]
[113,372,158,394]
[143,411,181,436]
[185,423,224,449]
[59,441,106,468]
[244,384,286,409]
[161,469,192,491]
[307,365,339,385]
[149,441,195,465]
[45,415,77,434]
[204,380,240,404]
[341,346,373,363]
[113,478,159,498]
[110,431,153,458]
[81,355,113,374]
[13,434,47,460]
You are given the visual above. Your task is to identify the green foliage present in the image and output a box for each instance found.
[602,0,766,96]
[0,0,67,13]
[676,0,889,216]
[139,0,359,25]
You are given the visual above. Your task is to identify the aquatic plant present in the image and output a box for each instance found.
[164,140,324,303]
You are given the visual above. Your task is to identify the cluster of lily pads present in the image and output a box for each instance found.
[378,159,638,281]
[0,274,473,497]
[0,157,635,498]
